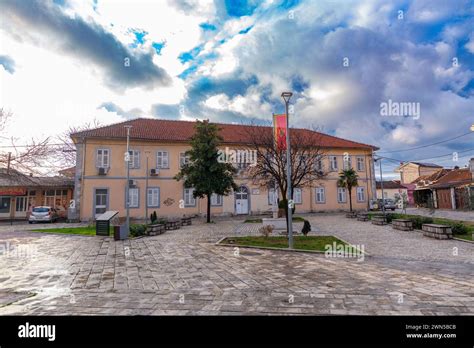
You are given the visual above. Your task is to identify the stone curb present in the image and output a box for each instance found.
[452,237,474,244]
[215,236,370,258]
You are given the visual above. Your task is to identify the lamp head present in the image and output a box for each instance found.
[281,92,293,103]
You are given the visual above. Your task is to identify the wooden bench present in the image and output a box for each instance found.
[392,219,413,231]
[422,224,452,239]
[181,216,192,226]
[357,212,369,221]
[165,219,181,230]
[345,211,357,218]
[146,223,166,236]
[371,215,387,225]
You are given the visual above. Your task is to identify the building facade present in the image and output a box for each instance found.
[376,180,408,200]
[0,168,74,220]
[71,118,379,221]
[395,162,444,205]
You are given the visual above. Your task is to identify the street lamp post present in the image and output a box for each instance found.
[124,125,132,233]
[145,151,150,225]
[281,91,293,249]
[376,157,386,218]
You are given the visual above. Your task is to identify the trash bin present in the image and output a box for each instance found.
[114,225,128,241]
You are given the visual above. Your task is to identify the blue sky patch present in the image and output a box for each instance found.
[225,0,259,17]
[178,45,203,64]
[200,22,217,31]
[152,41,165,55]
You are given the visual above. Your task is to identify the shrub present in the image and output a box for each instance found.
[409,216,433,230]
[259,225,274,237]
[449,222,469,235]
[278,198,296,214]
[301,220,311,236]
[129,224,147,237]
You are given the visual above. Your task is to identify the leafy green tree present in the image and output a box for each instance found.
[337,168,359,212]
[175,120,237,223]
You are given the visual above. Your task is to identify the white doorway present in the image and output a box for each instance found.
[94,189,108,218]
[235,186,249,215]
[15,196,28,218]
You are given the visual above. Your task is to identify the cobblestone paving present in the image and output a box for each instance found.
[0,215,472,315]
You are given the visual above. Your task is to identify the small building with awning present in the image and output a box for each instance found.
[0,168,74,220]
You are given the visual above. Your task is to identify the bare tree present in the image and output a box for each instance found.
[0,108,52,174]
[54,119,101,168]
[236,121,327,224]
[0,108,11,133]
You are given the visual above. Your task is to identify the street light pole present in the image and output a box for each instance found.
[124,125,132,233]
[377,157,386,218]
[281,92,293,249]
[145,151,150,225]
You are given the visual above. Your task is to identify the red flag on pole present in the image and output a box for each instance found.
[273,113,287,151]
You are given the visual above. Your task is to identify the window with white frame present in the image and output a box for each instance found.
[156,151,169,168]
[96,149,110,168]
[356,187,365,202]
[315,187,325,203]
[293,188,302,204]
[128,188,139,208]
[184,188,196,206]
[147,188,160,207]
[343,155,352,170]
[268,187,278,205]
[179,152,190,168]
[337,187,347,203]
[330,155,338,171]
[128,150,140,169]
[211,193,223,206]
[298,155,308,170]
[356,156,365,171]
[315,157,323,171]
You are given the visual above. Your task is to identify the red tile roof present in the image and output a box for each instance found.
[412,169,451,186]
[430,168,473,188]
[376,180,406,189]
[71,118,379,150]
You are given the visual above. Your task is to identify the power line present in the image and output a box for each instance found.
[376,131,473,153]
[377,147,474,164]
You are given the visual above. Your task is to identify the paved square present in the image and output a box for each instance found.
[0,214,472,315]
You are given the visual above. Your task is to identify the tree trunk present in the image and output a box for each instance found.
[281,188,289,234]
[348,189,353,212]
[206,193,211,223]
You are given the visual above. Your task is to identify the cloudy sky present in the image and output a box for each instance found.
[1,0,473,176]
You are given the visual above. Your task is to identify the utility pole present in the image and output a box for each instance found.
[281,92,293,249]
[377,157,386,218]
[124,125,132,234]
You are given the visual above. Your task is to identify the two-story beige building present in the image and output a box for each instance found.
[71,118,379,221]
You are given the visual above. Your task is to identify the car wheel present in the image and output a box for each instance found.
[28,221,33,224]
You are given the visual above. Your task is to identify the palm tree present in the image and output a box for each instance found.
[337,168,359,212]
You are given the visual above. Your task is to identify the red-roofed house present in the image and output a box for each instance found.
[430,166,474,210]
[70,118,379,221]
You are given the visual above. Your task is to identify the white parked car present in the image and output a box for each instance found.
[28,206,59,224]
